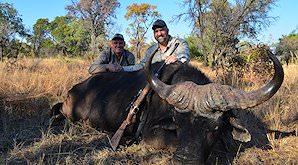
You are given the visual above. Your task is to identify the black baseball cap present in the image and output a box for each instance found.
[152,19,167,30]
[111,33,124,41]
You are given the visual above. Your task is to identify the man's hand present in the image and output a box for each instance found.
[165,55,177,64]
[107,64,122,72]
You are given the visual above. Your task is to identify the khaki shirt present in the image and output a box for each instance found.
[122,36,190,72]
[89,48,135,74]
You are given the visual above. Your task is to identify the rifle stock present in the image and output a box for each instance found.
[110,84,151,151]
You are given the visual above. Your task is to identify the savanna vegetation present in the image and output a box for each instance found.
[0,0,297,164]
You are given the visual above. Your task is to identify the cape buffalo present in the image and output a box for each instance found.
[51,48,284,164]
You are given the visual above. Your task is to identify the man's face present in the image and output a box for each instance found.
[110,39,125,56]
[154,27,169,45]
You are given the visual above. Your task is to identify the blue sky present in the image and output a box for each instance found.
[4,0,298,44]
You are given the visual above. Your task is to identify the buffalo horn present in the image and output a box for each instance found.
[144,49,284,115]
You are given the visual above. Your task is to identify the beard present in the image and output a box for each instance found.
[156,36,168,45]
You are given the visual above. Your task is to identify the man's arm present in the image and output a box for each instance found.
[88,49,111,74]
[122,45,156,72]
[126,50,136,65]
[122,63,145,72]
[170,38,190,63]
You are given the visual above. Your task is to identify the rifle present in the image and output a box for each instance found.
[109,43,179,151]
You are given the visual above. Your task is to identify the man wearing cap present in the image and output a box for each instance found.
[120,19,190,72]
[88,33,135,74]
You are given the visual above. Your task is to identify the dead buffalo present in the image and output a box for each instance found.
[51,49,283,164]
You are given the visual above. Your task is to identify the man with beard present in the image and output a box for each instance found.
[121,19,190,72]
[89,33,135,74]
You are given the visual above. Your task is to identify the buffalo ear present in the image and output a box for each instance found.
[51,102,63,116]
[229,117,251,142]
[232,127,251,143]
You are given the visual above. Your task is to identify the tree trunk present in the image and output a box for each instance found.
[90,32,98,58]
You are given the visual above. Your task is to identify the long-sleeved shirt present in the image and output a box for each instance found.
[88,48,135,74]
[122,36,190,72]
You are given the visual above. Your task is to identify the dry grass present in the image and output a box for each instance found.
[234,136,298,164]
[0,58,297,164]
[253,64,298,132]
[0,57,90,101]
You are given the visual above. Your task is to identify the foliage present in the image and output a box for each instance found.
[25,17,91,57]
[275,30,298,65]
[68,19,91,56]
[0,2,27,59]
[185,35,204,61]
[221,44,274,86]
[1,1,120,59]
[125,3,160,59]
[26,18,52,57]
[176,0,276,68]
[48,16,90,56]
[66,0,120,57]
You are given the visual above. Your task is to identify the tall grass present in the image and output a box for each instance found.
[0,57,90,102]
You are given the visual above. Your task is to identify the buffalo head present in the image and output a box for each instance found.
[144,48,284,164]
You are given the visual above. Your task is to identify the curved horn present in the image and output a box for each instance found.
[145,48,284,116]
[144,46,173,100]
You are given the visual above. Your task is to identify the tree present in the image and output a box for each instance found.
[68,18,91,56]
[28,16,90,57]
[125,3,160,59]
[275,29,298,65]
[29,18,51,57]
[185,35,204,60]
[0,2,27,60]
[48,16,90,56]
[66,0,120,57]
[49,16,74,56]
[176,0,276,68]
